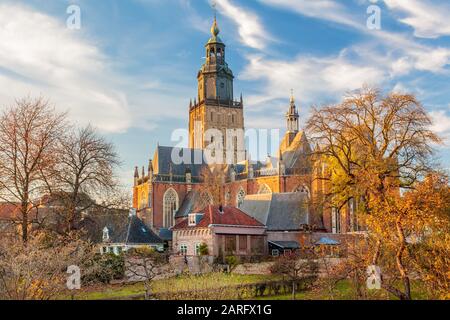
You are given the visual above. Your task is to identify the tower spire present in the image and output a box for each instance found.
[286,90,299,133]
[210,15,220,38]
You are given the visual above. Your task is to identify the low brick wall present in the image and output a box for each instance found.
[233,262,273,275]
[233,258,344,277]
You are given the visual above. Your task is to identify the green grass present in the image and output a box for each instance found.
[73,274,280,300]
[70,274,430,301]
[255,279,430,300]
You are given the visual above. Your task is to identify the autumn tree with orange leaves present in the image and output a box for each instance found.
[307,87,447,300]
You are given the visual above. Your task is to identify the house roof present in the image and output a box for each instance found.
[269,241,300,250]
[240,192,310,231]
[0,203,20,220]
[315,237,341,246]
[126,216,163,244]
[173,205,265,230]
[158,228,173,241]
[79,213,163,245]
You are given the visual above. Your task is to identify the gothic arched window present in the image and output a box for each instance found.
[163,188,179,228]
[236,188,246,208]
[258,184,272,195]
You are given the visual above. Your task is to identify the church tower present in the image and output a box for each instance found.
[189,17,245,164]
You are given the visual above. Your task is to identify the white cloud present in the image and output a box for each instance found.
[260,0,363,30]
[430,109,450,146]
[215,0,273,50]
[0,2,132,133]
[259,0,450,75]
[240,52,385,108]
[430,110,450,134]
[384,0,450,38]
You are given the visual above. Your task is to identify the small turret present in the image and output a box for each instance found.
[148,159,154,179]
[230,165,236,182]
[134,166,139,186]
[169,163,173,182]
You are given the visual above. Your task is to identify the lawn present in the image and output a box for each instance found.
[73,273,281,300]
[70,274,430,301]
[256,279,430,300]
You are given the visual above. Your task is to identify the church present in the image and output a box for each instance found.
[132,18,359,245]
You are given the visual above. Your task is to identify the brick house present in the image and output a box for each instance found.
[172,205,267,257]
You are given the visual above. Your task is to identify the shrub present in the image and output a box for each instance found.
[225,255,239,272]
[83,253,125,284]
[198,243,209,256]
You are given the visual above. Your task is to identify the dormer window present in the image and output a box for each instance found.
[102,227,110,242]
[188,214,197,227]
[188,213,204,227]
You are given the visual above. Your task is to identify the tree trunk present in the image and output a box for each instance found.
[68,183,80,233]
[372,238,382,265]
[21,196,28,243]
[292,281,296,300]
[395,218,411,300]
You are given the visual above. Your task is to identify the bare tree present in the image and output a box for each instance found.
[49,125,121,233]
[0,97,66,242]
[270,251,318,300]
[125,247,168,300]
[0,231,94,300]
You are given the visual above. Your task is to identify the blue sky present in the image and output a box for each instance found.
[0,0,449,188]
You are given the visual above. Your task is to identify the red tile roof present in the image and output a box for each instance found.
[173,206,265,230]
[0,203,20,220]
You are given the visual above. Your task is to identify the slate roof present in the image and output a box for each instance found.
[80,213,163,245]
[315,237,341,245]
[153,146,207,176]
[158,228,173,241]
[269,241,301,250]
[173,205,265,230]
[175,190,203,218]
[239,192,310,231]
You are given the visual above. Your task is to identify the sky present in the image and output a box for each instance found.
[0,0,449,189]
